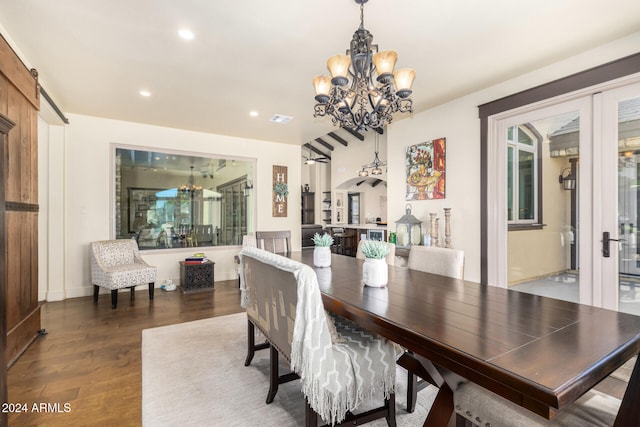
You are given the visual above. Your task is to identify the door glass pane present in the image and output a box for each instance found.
[510,110,580,303]
[618,96,640,315]
[518,150,535,220]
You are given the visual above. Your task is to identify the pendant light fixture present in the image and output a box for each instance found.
[312,0,416,132]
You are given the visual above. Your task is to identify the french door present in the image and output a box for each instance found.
[601,81,640,312]
[488,75,640,312]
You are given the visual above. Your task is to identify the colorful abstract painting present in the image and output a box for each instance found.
[405,137,446,200]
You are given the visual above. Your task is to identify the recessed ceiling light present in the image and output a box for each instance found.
[139,90,151,97]
[178,29,195,40]
[270,114,293,124]
[249,111,259,117]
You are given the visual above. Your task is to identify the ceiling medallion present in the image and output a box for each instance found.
[313,0,416,132]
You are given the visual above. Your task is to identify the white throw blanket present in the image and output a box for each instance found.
[239,247,398,425]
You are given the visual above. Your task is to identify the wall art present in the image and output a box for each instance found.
[405,137,446,200]
[272,165,288,217]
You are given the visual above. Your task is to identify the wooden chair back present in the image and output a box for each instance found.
[256,230,292,254]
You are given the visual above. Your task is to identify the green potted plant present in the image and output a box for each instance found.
[360,240,390,287]
[312,232,334,267]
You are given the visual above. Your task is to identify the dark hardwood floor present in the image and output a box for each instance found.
[7,280,243,427]
[6,279,628,426]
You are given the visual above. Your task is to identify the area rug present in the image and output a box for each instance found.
[142,312,438,426]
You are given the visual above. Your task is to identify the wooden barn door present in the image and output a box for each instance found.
[0,34,41,426]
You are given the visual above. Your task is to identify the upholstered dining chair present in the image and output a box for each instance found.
[454,382,622,426]
[241,232,287,366]
[356,240,396,265]
[400,245,465,412]
[407,245,465,278]
[90,239,157,309]
[239,247,399,426]
[255,230,292,254]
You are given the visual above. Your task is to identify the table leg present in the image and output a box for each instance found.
[413,354,462,427]
[423,383,454,427]
[614,353,640,427]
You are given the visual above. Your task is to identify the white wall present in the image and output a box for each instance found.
[48,114,301,300]
[387,32,640,283]
[35,30,640,298]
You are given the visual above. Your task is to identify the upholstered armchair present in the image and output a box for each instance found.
[90,239,157,309]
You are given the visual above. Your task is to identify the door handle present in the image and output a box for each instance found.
[602,231,625,257]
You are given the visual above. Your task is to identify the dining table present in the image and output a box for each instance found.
[291,250,640,427]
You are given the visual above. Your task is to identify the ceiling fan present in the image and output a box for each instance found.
[302,148,329,165]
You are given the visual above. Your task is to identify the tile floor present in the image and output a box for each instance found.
[511,271,640,316]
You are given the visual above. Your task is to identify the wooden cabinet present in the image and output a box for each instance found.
[301,192,315,224]
[1,35,41,426]
[180,261,215,292]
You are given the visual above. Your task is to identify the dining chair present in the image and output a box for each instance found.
[454,381,622,426]
[400,245,465,412]
[255,230,292,254]
[407,245,465,279]
[243,232,289,366]
[356,240,396,265]
[239,247,399,426]
[332,227,356,255]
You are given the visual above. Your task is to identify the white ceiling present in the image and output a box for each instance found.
[1,0,639,146]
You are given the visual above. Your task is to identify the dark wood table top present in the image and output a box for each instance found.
[293,250,640,421]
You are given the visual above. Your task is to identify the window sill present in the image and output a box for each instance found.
[508,223,546,231]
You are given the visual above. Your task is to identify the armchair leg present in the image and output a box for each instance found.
[110,290,118,309]
[130,287,135,301]
[93,285,99,303]
[148,283,155,300]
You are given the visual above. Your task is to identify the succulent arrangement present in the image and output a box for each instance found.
[359,240,389,259]
[311,232,334,247]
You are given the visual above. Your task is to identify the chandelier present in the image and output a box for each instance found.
[358,134,386,177]
[313,0,415,132]
[179,166,202,195]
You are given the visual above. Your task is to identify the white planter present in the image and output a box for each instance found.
[313,246,332,268]
[363,258,388,287]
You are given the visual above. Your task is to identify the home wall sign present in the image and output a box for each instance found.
[272,165,288,217]
[405,137,446,200]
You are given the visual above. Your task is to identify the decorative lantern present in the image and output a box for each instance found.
[394,204,422,249]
